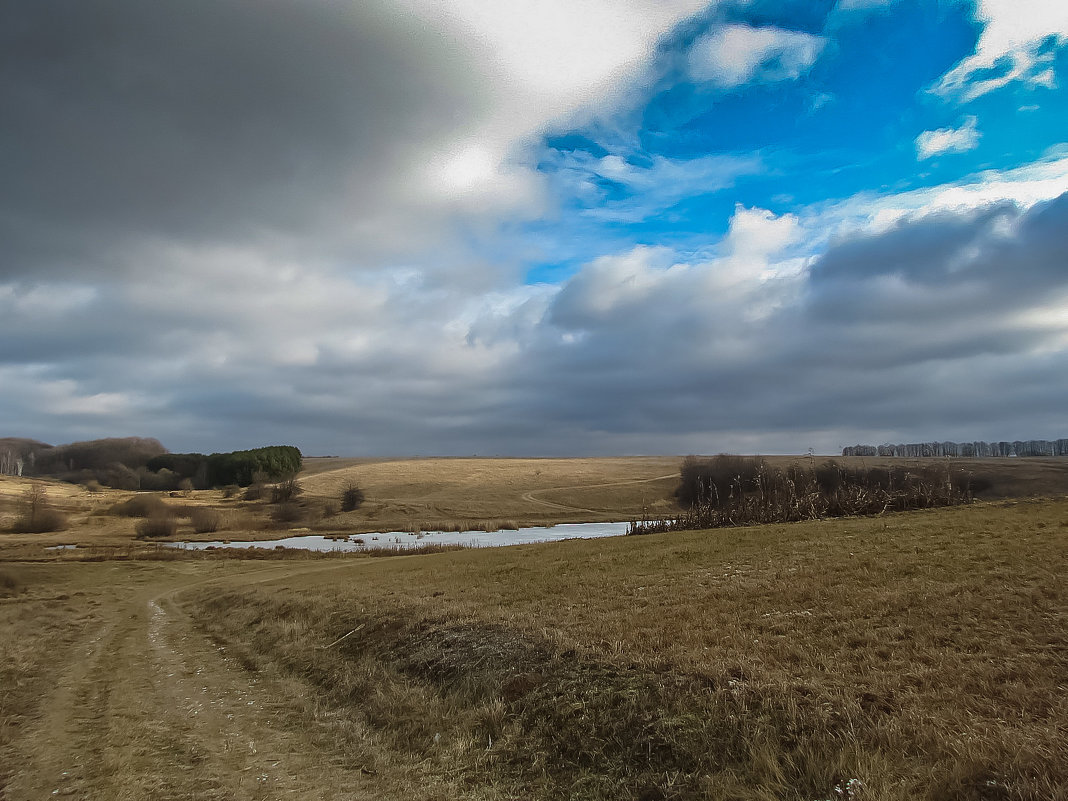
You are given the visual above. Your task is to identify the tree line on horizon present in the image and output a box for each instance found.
[842,439,1068,458]
[0,436,301,490]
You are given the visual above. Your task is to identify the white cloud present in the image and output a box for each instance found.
[822,148,1068,237]
[399,0,708,108]
[689,24,826,88]
[934,0,1068,101]
[915,116,981,160]
[397,0,711,209]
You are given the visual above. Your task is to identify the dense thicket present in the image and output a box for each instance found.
[0,436,167,487]
[147,445,302,487]
[0,438,51,476]
[29,437,166,475]
[632,455,973,534]
[843,439,1068,457]
[2,436,302,490]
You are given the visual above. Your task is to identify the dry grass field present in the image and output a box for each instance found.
[2,455,1065,554]
[0,456,683,554]
[186,499,1068,801]
[1,456,1067,799]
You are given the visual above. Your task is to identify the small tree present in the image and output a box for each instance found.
[340,483,366,512]
[11,483,68,533]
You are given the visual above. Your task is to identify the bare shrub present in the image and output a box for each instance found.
[271,502,305,525]
[242,483,266,501]
[340,483,366,512]
[270,478,303,504]
[191,508,223,534]
[136,514,178,538]
[111,494,170,518]
[10,483,68,533]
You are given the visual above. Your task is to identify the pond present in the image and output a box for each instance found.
[167,521,634,553]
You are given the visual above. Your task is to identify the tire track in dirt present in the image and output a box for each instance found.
[4,562,411,800]
[520,473,678,515]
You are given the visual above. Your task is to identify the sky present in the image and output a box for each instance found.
[2,0,1067,456]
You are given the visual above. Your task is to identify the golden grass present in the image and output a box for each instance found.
[3,456,1066,553]
[299,456,685,530]
[189,499,1068,800]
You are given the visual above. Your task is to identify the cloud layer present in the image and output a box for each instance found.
[2,1,1067,455]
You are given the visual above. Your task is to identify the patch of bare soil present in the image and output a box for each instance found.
[2,562,477,800]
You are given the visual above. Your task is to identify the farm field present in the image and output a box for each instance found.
[2,490,1066,799]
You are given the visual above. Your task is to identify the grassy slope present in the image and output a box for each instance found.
[189,498,1068,801]
[297,456,682,530]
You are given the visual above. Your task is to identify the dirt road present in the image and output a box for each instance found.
[519,473,678,515]
[3,561,421,801]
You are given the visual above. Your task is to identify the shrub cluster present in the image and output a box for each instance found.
[271,502,305,525]
[190,508,223,534]
[136,515,178,538]
[631,456,973,535]
[270,478,303,504]
[110,495,170,518]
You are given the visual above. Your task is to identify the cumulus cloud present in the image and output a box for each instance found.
[517,194,1068,452]
[689,24,826,88]
[915,116,981,160]
[933,0,1068,101]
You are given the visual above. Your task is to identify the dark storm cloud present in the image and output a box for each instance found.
[0,0,481,277]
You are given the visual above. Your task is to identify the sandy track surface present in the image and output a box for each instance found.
[5,563,390,801]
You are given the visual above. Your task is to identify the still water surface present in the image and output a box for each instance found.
[168,521,632,552]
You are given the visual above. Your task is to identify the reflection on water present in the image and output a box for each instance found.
[168,521,632,552]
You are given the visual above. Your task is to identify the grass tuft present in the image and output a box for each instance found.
[135,514,178,538]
